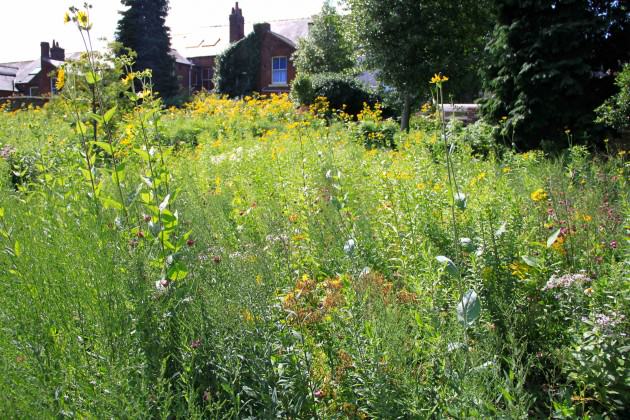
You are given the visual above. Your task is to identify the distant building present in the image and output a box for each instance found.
[0,41,65,97]
[0,3,311,98]
[171,2,310,94]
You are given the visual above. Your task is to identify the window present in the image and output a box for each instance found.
[29,86,40,96]
[272,56,287,85]
[201,67,213,90]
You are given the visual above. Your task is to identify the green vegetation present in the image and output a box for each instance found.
[116,0,180,100]
[481,0,629,150]
[0,4,628,418]
[293,1,354,75]
[213,25,265,98]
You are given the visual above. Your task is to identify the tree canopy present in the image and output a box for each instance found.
[481,0,630,150]
[293,1,354,75]
[116,0,179,100]
[346,0,493,130]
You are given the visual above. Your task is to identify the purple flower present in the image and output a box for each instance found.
[543,273,592,291]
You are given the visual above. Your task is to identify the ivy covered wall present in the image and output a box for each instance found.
[213,24,266,97]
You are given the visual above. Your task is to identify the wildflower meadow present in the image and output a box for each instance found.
[0,8,628,419]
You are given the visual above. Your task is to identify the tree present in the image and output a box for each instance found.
[293,1,354,75]
[346,0,492,130]
[481,0,630,150]
[116,0,179,100]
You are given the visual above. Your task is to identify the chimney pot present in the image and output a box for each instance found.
[40,41,50,58]
[229,2,245,43]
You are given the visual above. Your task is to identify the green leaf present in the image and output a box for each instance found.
[436,255,459,277]
[85,71,102,85]
[14,240,21,257]
[100,196,124,210]
[0,207,4,218]
[547,228,561,248]
[134,148,150,161]
[159,194,170,212]
[92,141,114,155]
[457,289,481,327]
[103,105,117,124]
[521,255,541,268]
[167,262,188,281]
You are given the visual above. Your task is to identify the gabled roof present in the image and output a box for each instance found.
[171,17,311,59]
[170,49,194,65]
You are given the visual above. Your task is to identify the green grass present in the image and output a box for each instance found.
[0,94,627,418]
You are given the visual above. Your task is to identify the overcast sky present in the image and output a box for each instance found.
[0,0,335,62]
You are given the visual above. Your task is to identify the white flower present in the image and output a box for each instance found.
[344,238,356,255]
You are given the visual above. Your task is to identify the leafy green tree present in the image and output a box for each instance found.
[293,1,354,75]
[116,0,179,100]
[346,0,492,130]
[481,0,629,150]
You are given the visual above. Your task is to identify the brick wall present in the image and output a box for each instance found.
[257,30,296,94]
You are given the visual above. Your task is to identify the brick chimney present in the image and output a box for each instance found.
[50,40,65,61]
[229,2,245,43]
[40,41,50,58]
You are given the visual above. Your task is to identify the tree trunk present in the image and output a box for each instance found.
[401,93,411,132]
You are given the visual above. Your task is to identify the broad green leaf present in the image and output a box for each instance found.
[93,141,114,155]
[85,71,102,85]
[134,148,150,161]
[159,194,170,212]
[521,255,541,268]
[75,121,88,136]
[436,255,459,277]
[112,163,126,183]
[103,105,117,124]
[547,228,561,248]
[167,262,188,281]
[101,196,123,210]
[87,112,103,125]
[457,289,481,327]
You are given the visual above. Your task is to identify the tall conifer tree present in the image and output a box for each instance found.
[116,0,179,99]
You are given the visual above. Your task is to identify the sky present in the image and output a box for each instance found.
[0,0,333,62]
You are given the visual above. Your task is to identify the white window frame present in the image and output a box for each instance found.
[271,56,288,86]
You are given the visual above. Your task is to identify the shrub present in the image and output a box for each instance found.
[595,64,630,131]
[291,72,377,116]
[289,73,315,106]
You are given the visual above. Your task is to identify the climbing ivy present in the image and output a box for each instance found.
[213,25,265,97]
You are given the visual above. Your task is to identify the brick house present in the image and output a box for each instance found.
[1,3,309,98]
[0,41,65,97]
[171,2,310,94]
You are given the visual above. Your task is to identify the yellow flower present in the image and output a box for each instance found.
[121,72,135,86]
[502,167,511,174]
[582,214,592,222]
[77,10,89,28]
[584,287,593,296]
[55,67,65,91]
[242,309,254,323]
[530,188,547,202]
[430,73,449,85]
[64,12,71,24]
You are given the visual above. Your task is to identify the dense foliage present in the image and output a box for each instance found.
[0,4,628,418]
[481,0,630,150]
[596,63,630,131]
[346,0,493,130]
[115,0,179,100]
[213,25,264,98]
[292,1,354,75]
[291,72,377,116]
